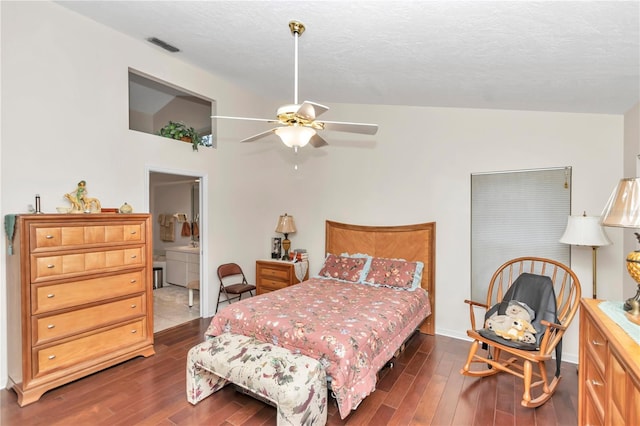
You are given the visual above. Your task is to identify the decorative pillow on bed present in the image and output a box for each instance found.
[362,257,424,290]
[317,253,371,282]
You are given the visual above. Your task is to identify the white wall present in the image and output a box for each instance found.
[0,1,630,388]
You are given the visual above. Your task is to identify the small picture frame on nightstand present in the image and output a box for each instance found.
[271,237,282,259]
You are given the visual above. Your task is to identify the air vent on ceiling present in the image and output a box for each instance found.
[147,37,180,53]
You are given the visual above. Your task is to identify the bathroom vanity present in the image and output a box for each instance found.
[165,246,200,287]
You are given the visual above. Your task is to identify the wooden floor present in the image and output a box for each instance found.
[1,317,578,425]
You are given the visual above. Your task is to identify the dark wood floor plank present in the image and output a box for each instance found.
[383,372,416,409]
[473,374,498,426]
[225,397,268,425]
[495,371,516,415]
[494,408,515,426]
[451,375,483,425]
[386,349,443,424]
[238,404,276,425]
[428,363,466,425]
[411,373,447,425]
[339,390,387,426]
[403,350,429,377]
[0,318,579,426]
[367,403,396,426]
[376,358,405,392]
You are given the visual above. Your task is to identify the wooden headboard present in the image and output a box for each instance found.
[325,220,436,335]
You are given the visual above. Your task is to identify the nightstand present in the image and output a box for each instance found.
[256,259,309,295]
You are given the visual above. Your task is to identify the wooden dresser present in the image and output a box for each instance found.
[579,298,640,425]
[255,260,309,295]
[6,214,155,406]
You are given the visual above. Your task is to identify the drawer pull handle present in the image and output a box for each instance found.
[48,355,56,360]
[130,279,137,283]
[591,340,604,346]
[130,255,137,259]
[591,379,603,387]
[47,294,55,298]
[130,304,137,308]
[47,264,55,269]
[130,231,137,235]
[131,330,137,334]
[45,235,54,239]
[47,324,55,329]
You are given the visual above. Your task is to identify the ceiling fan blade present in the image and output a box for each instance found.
[212,115,276,123]
[320,120,379,135]
[309,133,329,148]
[296,101,329,120]
[240,128,277,143]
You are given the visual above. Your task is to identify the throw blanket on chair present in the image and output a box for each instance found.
[479,272,562,376]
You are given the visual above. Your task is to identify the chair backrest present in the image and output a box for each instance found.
[485,257,582,350]
[487,257,582,362]
[217,263,247,285]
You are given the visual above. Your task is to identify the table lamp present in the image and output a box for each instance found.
[275,213,296,260]
[559,212,611,298]
[600,177,640,311]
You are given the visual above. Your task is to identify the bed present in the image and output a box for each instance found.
[205,220,435,419]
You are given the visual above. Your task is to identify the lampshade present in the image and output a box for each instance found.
[601,177,640,228]
[559,214,611,247]
[601,177,640,310]
[274,126,316,148]
[275,213,297,234]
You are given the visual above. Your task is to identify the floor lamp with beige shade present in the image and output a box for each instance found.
[559,212,611,299]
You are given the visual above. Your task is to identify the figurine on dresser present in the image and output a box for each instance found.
[64,180,101,213]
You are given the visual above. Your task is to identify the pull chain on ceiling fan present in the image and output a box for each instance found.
[212,20,378,150]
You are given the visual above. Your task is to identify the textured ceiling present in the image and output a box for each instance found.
[57,1,639,114]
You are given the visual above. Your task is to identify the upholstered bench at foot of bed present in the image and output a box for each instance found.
[186,332,328,426]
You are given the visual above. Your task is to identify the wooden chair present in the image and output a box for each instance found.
[460,257,581,408]
[216,263,256,313]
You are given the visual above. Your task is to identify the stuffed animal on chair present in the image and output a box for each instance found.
[494,318,537,343]
[485,300,537,343]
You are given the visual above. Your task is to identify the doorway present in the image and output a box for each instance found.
[148,170,204,333]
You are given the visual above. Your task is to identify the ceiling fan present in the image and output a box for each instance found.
[212,21,378,150]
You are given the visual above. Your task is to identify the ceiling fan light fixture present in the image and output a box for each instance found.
[275,126,316,148]
[212,20,378,148]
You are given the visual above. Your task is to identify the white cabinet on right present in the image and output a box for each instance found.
[165,247,200,287]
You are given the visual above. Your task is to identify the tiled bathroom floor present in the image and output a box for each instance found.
[153,284,200,333]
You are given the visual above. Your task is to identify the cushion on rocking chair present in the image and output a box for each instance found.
[478,273,558,352]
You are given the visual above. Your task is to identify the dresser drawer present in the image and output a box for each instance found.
[34,319,147,377]
[31,248,144,282]
[584,391,604,426]
[33,227,84,249]
[31,223,145,251]
[33,295,144,345]
[260,266,290,281]
[32,271,144,314]
[584,315,607,373]
[585,351,606,420]
[259,277,289,292]
[84,224,145,244]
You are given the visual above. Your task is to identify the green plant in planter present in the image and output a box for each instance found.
[158,121,205,151]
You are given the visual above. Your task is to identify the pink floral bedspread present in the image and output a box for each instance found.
[205,277,432,419]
